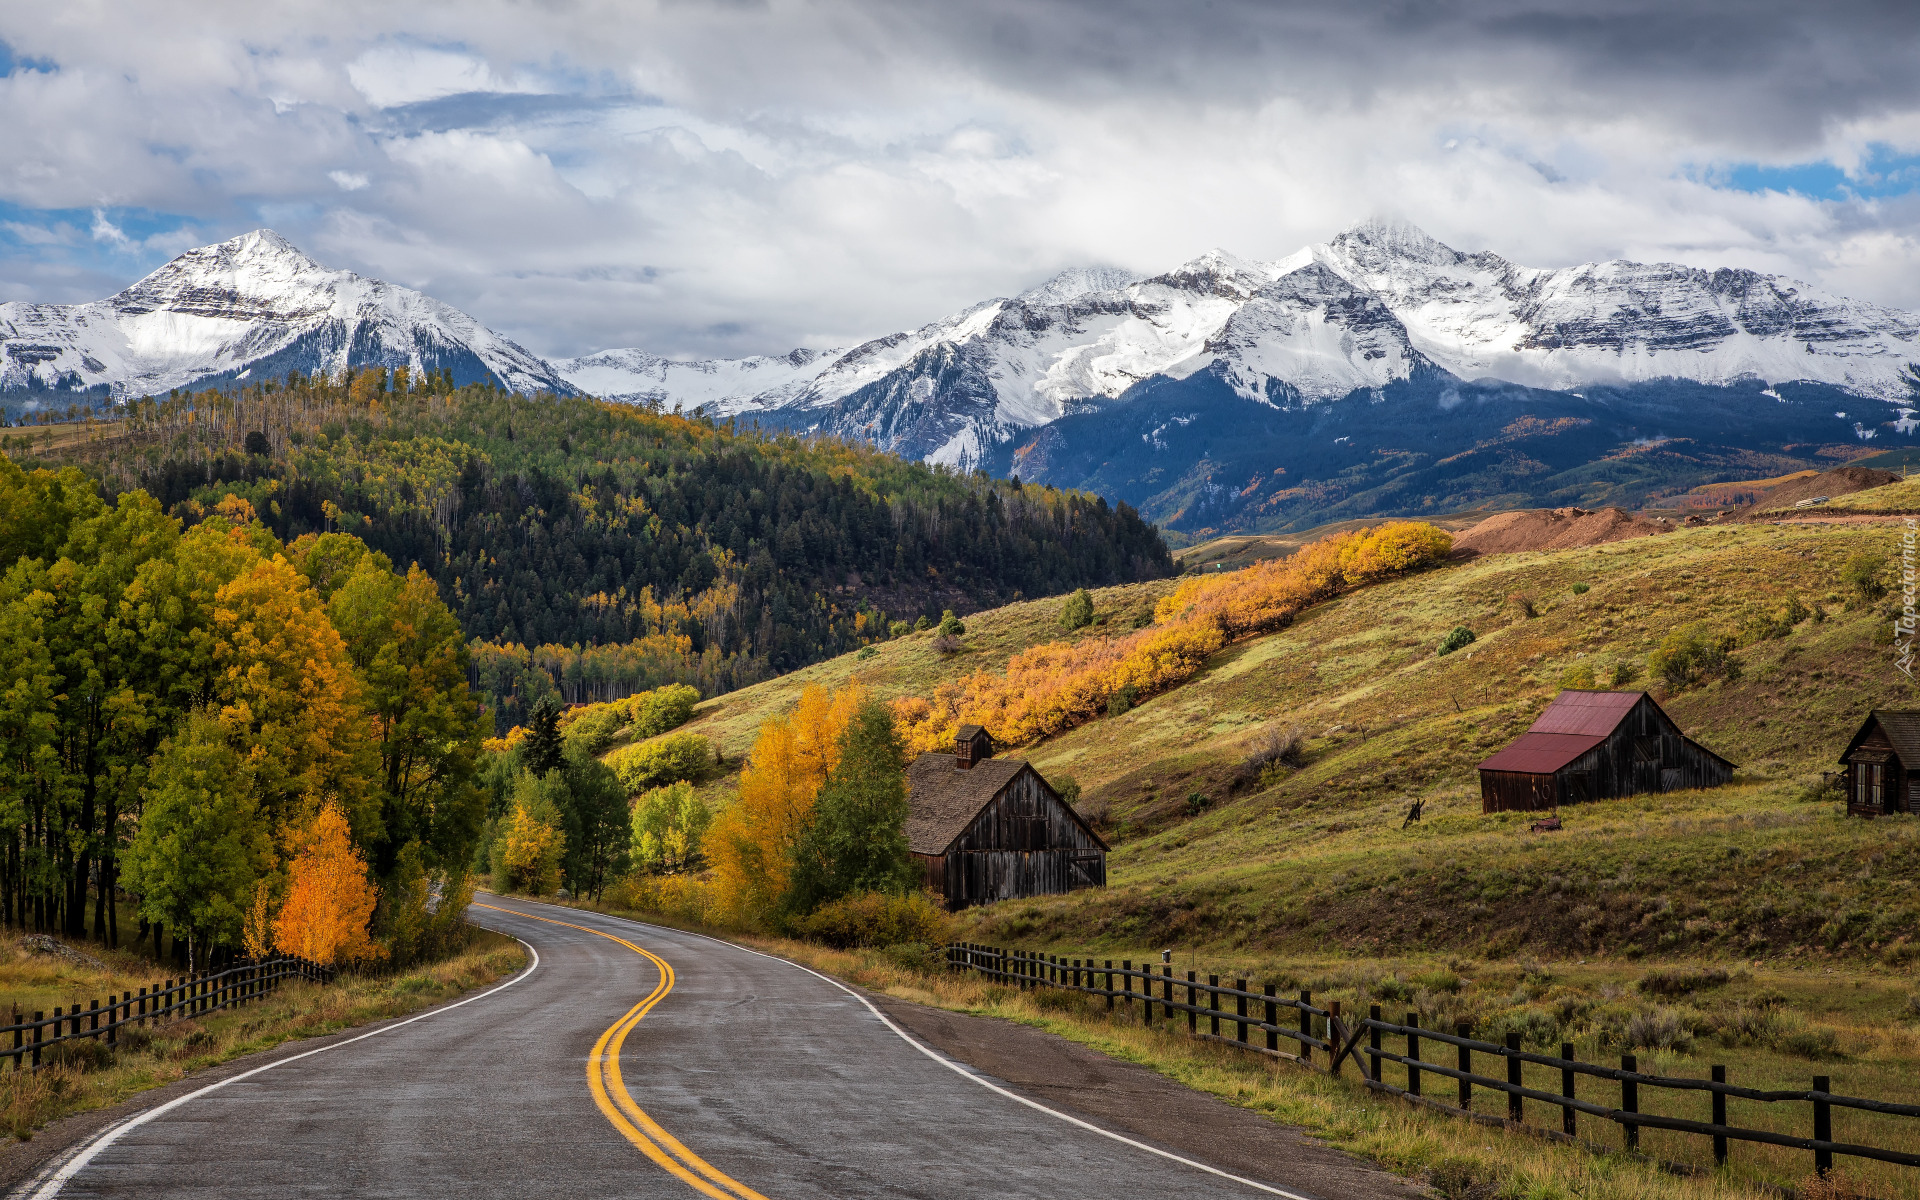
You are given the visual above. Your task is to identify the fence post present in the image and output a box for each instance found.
[1265,986,1279,1053]
[1105,961,1114,1011]
[1236,980,1249,1044]
[1711,1065,1727,1166]
[1299,991,1312,1066]
[1561,1043,1576,1137]
[89,999,99,1038]
[1506,1032,1523,1122]
[1457,1022,1472,1111]
[1621,1054,1639,1151]
[11,1012,20,1072]
[31,1012,42,1072]
[1813,1074,1832,1178]
[1330,1002,1343,1077]
[1123,961,1133,1016]
[1143,965,1155,1025]
[1188,972,1197,1034]
[1364,1005,1382,1081]
[1407,1014,1421,1097]
[1163,966,1174,1025]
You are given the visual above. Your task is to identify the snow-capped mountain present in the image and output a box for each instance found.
[0,230,572,403]
[547,346,843,413]
[560,219,1920,472]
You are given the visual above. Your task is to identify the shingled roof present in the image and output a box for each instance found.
[1841,710,1920,765]
[905,753,1027,855]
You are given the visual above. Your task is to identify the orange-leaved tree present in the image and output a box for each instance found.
[273,803,384,965]
[894,521,1451,752]
[704,682,864,927]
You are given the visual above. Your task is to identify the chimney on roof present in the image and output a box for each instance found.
[955,724,990,769]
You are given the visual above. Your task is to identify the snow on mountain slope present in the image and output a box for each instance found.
[550,345,844,414]
[0,230,572,402]
[1317,217,1920,399]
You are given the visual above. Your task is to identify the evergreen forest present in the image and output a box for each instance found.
[17,371,1174,730]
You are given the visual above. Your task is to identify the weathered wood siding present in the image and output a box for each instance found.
[937,767,1106,909]
[1845,722,1910,816]
[1481,696,1733,813]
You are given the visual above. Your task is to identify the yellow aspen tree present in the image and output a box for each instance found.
[273,804,383,965]
[705,682,862,926]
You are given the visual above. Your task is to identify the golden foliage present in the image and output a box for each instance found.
[704,682,864,927]
[272,804,383,966]
[896,521,1451,752]
[500,801,564,896]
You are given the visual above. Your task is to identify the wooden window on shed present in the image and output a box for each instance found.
[1856,763,1884,810]
[1634,737,1662,764]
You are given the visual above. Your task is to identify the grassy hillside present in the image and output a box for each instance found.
[689,516,1918,966]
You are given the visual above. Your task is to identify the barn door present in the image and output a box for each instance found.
[1660,768,1683,792]
[1632,737,1662,793]
[1066,850,1103,889]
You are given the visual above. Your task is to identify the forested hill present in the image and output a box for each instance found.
[41,371,1173,727]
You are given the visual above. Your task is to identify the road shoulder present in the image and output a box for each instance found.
[865,991,1429,1200]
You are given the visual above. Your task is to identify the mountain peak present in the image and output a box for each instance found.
[1015,265,1140,307]
[1330,216,1462,266]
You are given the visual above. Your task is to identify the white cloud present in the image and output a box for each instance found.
[345,44,542,110]
[88,209,128,247]
[0,2,1919,361]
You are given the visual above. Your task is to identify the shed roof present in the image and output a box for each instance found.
[905,754,1026,855]
[1477,732,1608,775]
[1527,690,1645,736]
[1841,710,1920,766]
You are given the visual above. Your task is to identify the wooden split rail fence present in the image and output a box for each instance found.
[4,955,333,1073]
[948,942,1920,1181]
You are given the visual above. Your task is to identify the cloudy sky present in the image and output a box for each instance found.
[3,1,1919,361]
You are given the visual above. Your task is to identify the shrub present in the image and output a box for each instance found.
[855,646,877,660]
[931,633,963,656]
[1781,1027,1844,1060]
[1437,625,1475,656]
[44,1038,113,1073]
[1609,659,1640,687]
[1571,582,1590,595]
[937,609,966,637]
[1411,968,1462,993]
[888,620,911,638]
[1843,552,1888,604]
[1560,661,1596,689]
[1051,774,1082,806]
[1238,722,1307,785]
[1648,624,1741,691]
[1058,588,1094,632]
[880,941,945,975]
[628,684,700,739]
[607,732,711,793]
[1624,1006,1694,1051]
[1637,966,1729,997]
[913,615,932,631]
[789,890,950,948]
[1485,1005,1562,1051]
[1185,791,1213,816]
[1107,683,1138,717]
[1507,593,1537,619]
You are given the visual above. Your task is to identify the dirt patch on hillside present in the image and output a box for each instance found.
[1451,506,1670,557]
[1736,465,1903,518]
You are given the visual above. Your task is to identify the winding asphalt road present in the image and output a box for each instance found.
[14,897,1409,1199]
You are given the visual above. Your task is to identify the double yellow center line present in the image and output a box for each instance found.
[474,902,768,1200]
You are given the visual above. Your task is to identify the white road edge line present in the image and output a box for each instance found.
[18,937,540,1200]
[550,902,1317,1200]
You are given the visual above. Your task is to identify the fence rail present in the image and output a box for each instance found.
[5,955,333,1072]
[947,941,1916,1180]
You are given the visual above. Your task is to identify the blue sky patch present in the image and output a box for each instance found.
[0,40,56,77]
[1712,144,1920,200]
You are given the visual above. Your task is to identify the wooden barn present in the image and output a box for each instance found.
[1476,690,1734,813]
[906,725,1107,910]
[1837,710,1920,816]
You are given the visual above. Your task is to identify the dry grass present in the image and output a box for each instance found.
[0,930,525,1141]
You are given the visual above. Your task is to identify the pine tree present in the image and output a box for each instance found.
[782,698,915,917]
[524,695,564,777]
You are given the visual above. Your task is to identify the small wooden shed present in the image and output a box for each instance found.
[1476,690,1734,813]
[1837,710,1920,816]
[906,726,1107,910]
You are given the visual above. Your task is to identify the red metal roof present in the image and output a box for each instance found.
[1477,731,1607,774]
[1527,690,1644,736]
